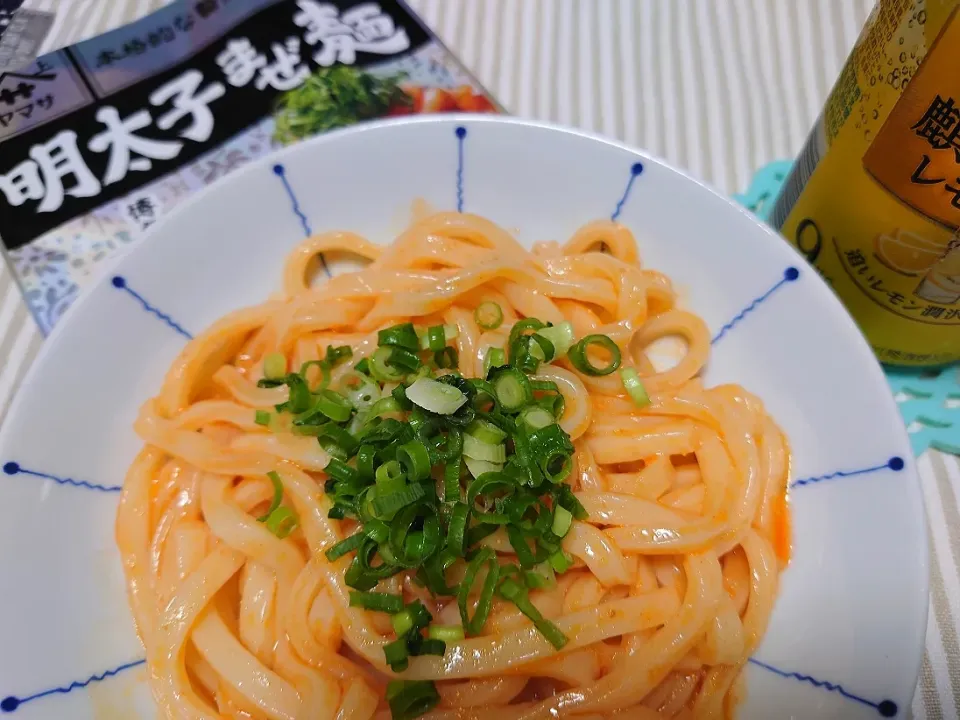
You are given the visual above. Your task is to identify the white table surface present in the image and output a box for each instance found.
[9,1,960,718]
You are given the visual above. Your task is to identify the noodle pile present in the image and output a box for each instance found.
[116,211,790,719]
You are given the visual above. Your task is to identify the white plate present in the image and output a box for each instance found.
[0,116,927,719]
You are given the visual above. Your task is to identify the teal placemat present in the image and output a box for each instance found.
[735,162,959,457]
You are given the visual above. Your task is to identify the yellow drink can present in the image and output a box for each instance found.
[772,0,960,366]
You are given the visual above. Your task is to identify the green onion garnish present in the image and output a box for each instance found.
[253,317,591,666]
[391,608,414,636]
[379,322,420,350]
[620,367,651,407]
[369,346,406,382]
[383,637,410,672]
[464,456,504,479]
[263,506,298,539]
[257,471,284,522]
[458,547,499,635]
[386,680,440,720]
[498,577,568,649]
[405,377,467,415]
[325,532,365,561]
[552,505,573,537]
[348,591,404,613]
[518,406,555,432]
[483,346,506,376]
[434,346,458,369]
[263,352,286,379]
[422,324,446,352]
[427,624,465,642]
[466,418,508,444]
[490,366,532,411]
[536,321,576,358]
[372,483,426,518]
[474,302,504,330]
[567,334,622,376]
[463,433,507,463]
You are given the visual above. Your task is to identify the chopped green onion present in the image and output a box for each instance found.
[372,483,425,517]
[463,434,506,463]
[548,549,574,573]
[498,578,568,650]
[518,406,555,432]
[325,532,365,561]
[620,367,651,408]
[508,318,546,349]
[524,562,557,590]
[397,440,432,481]
[464,456,503,479]
[466,419,508,444]
[386,681,440,720]
[257,471,284,522]
[263,352,286,379]
[354,358,370,374]
[507,525,537,568]
[340,371,380,412]
[314,424,359,456]
[414,638,446,656]
[369,346,405,382]
[368,396,401,419]
[427,624,465,642]
[446,502,469,555]
[474,302,504,330]
[444,461,462,502]
[263,506,298,539]
[434,346,459,369]
[325,457,359,484]
[552,505,573,537]
[406,599,434,630]
[387,347,421,373]
[324,345,353,366]
[349,591,404,613]
[312,389,352,422]
[483,347,506,376]
[458,547,499,635]
[567,334,622,376]
[375,459,405,486]
[378,322,420,351]
[406,377,467,415]
[536,322,576,358]
[391,609,414,636]
[285,374,313,413]
[383,638,410,672]
[254,410,271,426]
[421,325,447,352]
[490,367,533,411]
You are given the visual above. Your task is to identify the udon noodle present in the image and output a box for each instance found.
[116,211,790,719]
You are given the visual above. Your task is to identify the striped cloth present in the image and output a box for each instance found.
[10,1,960,717]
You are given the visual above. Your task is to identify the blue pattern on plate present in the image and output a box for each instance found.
[2,462,121,493]
[111,276,192,339]
[791,457,905,488]
[273,163,331,277]
[1,659,145,713]
[610,162,644,221]
[455,126,466,213]
[748,658,898,717]
[712,267,800,345]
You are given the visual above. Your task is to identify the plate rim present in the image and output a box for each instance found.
[0,113,930,712]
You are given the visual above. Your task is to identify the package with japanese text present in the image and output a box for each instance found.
[0,0,499,333]
[772,0,960,367]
